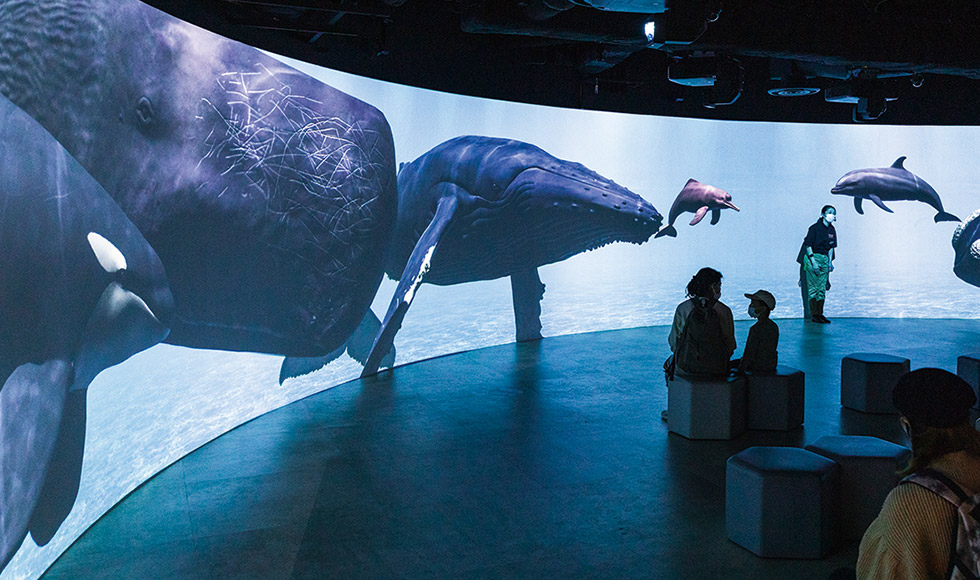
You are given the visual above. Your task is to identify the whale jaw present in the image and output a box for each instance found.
[953,209,980,288]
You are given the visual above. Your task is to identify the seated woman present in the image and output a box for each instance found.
[731,289,779,374]
[667,267,736,376]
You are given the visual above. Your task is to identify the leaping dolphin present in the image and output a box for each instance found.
[952,208,980,288]
[359,136,663,377]
[654,179,739,239]
[831,157,960,222]
[0,94,174,569]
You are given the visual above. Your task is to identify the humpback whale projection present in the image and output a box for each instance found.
[831,157,960,222]
[0,94,174,569]
[0,0,397,362]
[360,136,662,377]
[953,209,980,288]
[654,179,739,239]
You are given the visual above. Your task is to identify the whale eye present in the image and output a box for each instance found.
[136,96,155,125]
[87,232,127,273]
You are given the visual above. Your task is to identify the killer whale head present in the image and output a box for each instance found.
[0,92,174,569]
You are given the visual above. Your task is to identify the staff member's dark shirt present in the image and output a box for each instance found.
[803,219,837,255]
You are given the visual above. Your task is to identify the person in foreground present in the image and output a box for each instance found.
[731,290,778,374]
[856,368,980,580]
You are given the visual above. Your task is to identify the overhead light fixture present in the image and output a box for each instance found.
[643,20,656,42]
[767,60,820,97]
[768,86,820,97]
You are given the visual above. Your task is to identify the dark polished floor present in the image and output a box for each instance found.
[40,318,980,580]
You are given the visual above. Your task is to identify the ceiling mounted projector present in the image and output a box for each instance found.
[667,57,719,87]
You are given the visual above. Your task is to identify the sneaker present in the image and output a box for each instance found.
[816,315,831,323]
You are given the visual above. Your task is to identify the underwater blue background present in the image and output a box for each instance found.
[5,52,980,580]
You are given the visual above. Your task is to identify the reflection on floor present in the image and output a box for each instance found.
[41,318,980,580]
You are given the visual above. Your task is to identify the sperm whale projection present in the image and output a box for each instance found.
[0,0,397,363]
[831,157,960,222]
[0,94,174,569]
[359,136,663,377]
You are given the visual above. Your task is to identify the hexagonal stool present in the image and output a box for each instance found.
[668,373,745,440]
[957,354,980,410]
[726,446,838,559]
[804,435,911,540]
[840,353,910,414]
[745,366,805,431]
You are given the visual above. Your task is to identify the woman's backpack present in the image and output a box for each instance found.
[674,297,729,376]
[902,468,980,580]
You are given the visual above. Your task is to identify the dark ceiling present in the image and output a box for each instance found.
[146,0,980,125]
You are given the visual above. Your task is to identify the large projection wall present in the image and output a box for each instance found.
[2,2,979,578]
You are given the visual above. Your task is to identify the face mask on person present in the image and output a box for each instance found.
[747,306,759,318]
[824,212,836,223]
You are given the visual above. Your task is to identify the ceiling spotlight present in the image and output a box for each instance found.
[767,60,820,97]
[643,20,656,42]
[767,86,821,97]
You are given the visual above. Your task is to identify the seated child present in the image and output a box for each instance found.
[732,290,778,374]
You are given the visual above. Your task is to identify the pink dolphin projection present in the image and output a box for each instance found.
[654,179,740,238]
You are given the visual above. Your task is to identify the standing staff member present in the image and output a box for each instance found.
[802,205,837,323]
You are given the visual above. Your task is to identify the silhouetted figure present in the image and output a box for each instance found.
[667,267,736,376]
[801,205,837,323]
[856,368,980,580]
[731,290,778,374]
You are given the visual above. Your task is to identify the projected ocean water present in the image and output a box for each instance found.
[5,50,980,580]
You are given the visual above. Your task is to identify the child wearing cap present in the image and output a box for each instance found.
[732,290,778,374]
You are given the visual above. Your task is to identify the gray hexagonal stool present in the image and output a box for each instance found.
[668,373,745,440]
[804,435,911,540]
[745,366,805,431]
[726,446,838,559]
[840,353,910,414]
[957,354,980,410]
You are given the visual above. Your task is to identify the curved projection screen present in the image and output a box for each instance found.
[1,1,979,578]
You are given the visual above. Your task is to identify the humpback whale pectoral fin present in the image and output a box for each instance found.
[0,360,72,569]
[361,195,460,377]
[853,197,864,215]
[869,194,894,213]
[346,309,394,368]
[891,156,907,169]
[689,206,710,226]
[511,268,545,342]
[710,209,721,225]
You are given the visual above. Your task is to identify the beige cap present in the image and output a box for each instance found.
[744,290,776,310]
